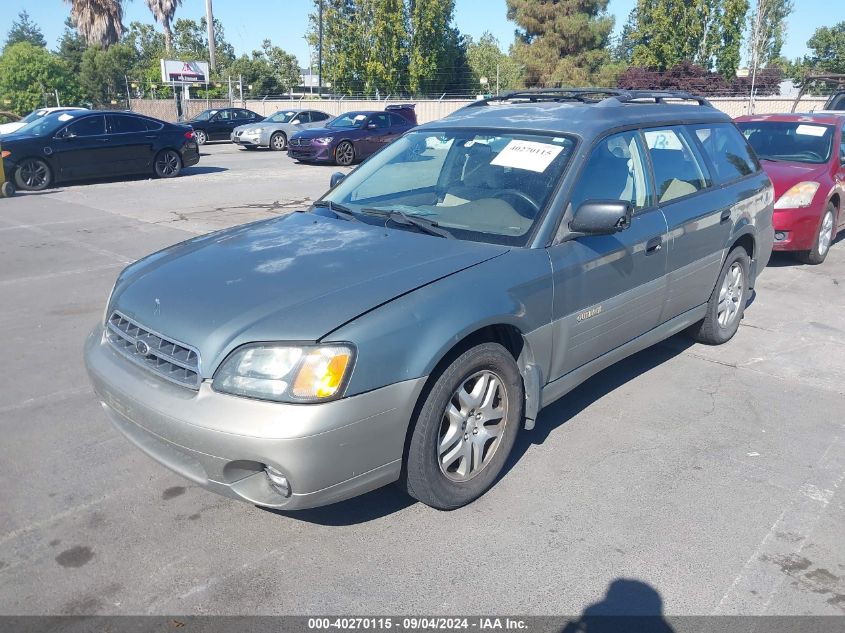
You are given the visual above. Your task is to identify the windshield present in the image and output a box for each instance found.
[191,109,217,122]
[14,112,76,137]
[266,111,297,123]
[320,130,577,245]
[328,113,369,128]
[738,121,834,164]
[20,109,49,124]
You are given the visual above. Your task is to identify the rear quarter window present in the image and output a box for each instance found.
[691,123,760,184]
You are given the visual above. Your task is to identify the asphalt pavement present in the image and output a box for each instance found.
[0,143,843,616]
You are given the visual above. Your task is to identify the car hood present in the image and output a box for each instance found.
[110,212,509,375]
[293,126,359,140]
[0,122,24,135]
[760,159,830,199]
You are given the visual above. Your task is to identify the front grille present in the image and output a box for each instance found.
[106,311,201,389]
[290,138,308,147]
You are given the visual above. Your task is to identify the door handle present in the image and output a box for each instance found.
[720,209,731,223]
[95,138,110,143]
[144,135,157,139]
[645,237,662,254]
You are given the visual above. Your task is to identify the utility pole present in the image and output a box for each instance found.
[206,0,216,72]
[318,0,323,97]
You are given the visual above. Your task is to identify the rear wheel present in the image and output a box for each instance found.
[688,246,750,345]
[335,141,355,166]
[193,129,207,145]
[795,204,836,265]
[154,149,182,178]
[270,132,287,151]
[404,342,523,510]
[0,181,15,197]
[14,158,51,191]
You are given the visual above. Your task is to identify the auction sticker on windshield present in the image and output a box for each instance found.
[795,124,828,137]
[491,139,564,172]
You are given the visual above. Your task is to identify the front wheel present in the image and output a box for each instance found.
[795,204,836,265]
[15,158,52,191]
[404,342,523,510]
[154,149,182,178]
[688,246,750,345]
[270,132,287,151]
[334,141,355,166]
[193,129,207,145]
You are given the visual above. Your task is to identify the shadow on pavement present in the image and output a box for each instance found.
[561,579,675,633]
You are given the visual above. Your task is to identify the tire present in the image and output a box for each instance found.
[795,204,836,265]
[270,132,287,151]
[193,129,207,145]
[688,246,751,345]
[1,181,14,197]
[335,141,355,166]
[241,145,257,151]
[154,149,182,178]
[404,342,523,510]
[14,158,51,191]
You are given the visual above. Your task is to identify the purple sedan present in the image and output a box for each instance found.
[288,105,417,166]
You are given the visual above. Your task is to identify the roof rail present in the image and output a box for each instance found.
[465,88,713,108]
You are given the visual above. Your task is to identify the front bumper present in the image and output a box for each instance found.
[288,143,332,162]
[231,131,269,147]
[84,326,425,510]
[772,206,823,251]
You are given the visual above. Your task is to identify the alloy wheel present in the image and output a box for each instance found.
[271,133,286,151]
[335,142,354,166]
[717,262,744,328]
[17,159,49,190]
[818,210,834,256]
[155,151,181,177]
[437,370,509,482]
[194,130,207,145]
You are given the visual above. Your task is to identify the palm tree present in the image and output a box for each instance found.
[144,0,182,55]
[64,0,125,47]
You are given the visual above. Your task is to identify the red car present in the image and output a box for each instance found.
[735,113,845,264]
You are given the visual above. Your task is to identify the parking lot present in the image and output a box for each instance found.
[0,142,843,616]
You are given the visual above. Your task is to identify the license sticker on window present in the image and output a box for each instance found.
[795,124,827,137]
[58,114,75,121]
[490,139,564,173]
[285,112,294,116]
[354,114,367,121]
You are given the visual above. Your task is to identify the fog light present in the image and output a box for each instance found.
[775,232,787,242]
[265,466,291,497]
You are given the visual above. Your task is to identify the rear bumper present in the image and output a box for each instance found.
[181,143,200,168]
[772,206,823,251]
[84,326,425,510]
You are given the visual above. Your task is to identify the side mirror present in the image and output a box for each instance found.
[291,119,301,125]
[330,172,346,188]
[570,200,633,235]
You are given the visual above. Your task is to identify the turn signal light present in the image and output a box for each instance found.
[1,150,10,158]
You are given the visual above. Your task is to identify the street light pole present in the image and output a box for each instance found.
[318,0,323,97]
[206,0,216,72]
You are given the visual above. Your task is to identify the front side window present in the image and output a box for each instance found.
[329,113,369,128]
[320,130,576,245]
[569,131,654,213]
[65,115,106,137]
[191,109,216,122]
[695,123,760,181]
[644,127,711,203]
[736,121,834,166]
[215,110,231,121]
[267,111,296,123]
[370,114,390,129]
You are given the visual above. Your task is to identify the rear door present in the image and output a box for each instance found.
[548,130,667,380]
[106,114,155,174]
[642,125,727,322]
[837,124,845,231]
[52,114,111,180]
[308,111,331,129]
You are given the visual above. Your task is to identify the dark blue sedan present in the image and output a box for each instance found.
[288,105,416,166]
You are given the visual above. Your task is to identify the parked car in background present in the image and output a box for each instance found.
[231,109,333,151]
[1,110,199,191]
[288,104,416,166]
[736,113,844,264]
[0,106,87,136]
[823,92,845,111]
[85,90,773,512]
[188,107,263,145]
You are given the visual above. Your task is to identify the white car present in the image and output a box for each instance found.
[0,107,87,136]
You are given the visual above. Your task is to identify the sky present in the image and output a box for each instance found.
[0,0,832,68]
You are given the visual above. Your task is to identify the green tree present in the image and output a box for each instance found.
[172,17,234,69]
[717,0,749,79]
[747,0,793,71]
[612,8,638,63]
[79,42,135,106]
[5,11,47,50]
[507,0,614,86]
[363,0,408,94]
[805,21,845,74]
[0,42,83,114]
[466,32,521,93]
[409,0,463,94]
[143,0,182,55]
[64,0,125,48]
[261,40,305,93]
[56,17,88,77]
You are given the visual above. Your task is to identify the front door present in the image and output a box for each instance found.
[547,130,668,381]
[206,110,233,140]
[51,114,111,181]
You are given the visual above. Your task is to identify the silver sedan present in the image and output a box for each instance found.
[231,109,332,151]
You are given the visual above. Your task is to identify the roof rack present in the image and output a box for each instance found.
[465,88,713,108]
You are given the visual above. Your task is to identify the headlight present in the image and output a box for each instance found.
[250,127,264,134]
[774,182,820,209]
[213,343,355,403]
[314,136,334,145]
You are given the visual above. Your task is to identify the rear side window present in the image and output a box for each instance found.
[692,123,759,184]
[569,131,654,213]
[296,112,311,123]
[109,115,146,134]
[644,127,712,203]
[311,112,330,122]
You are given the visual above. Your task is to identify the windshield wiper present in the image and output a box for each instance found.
[362,208,454,239]
[312,200,361,222]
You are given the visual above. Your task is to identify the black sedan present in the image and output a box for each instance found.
[1,110,199,191]
[187,107,264,145]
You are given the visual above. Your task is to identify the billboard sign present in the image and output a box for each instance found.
[161,60,210,84]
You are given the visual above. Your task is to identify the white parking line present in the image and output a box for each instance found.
[0,262,123,287]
